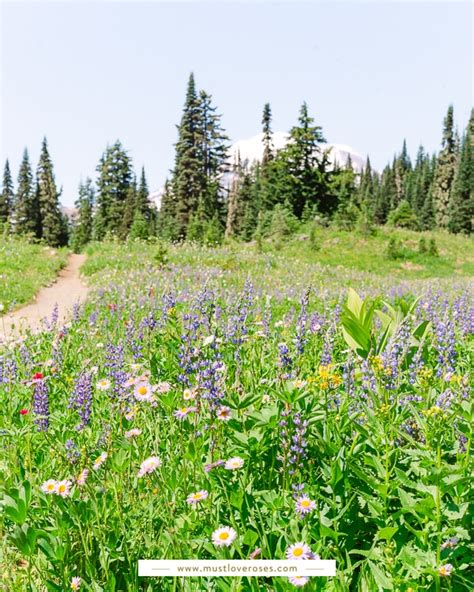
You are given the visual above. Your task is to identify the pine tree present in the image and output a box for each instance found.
[393,139,412,206]
[14,149,41,238]
[387,199,419,229]
[121,176,137,240]
[275,102,329,218]
[171,73,205,238]
[375,164,396,224]
[72,178,94,251]
[0,159,14,226]
[225,154,254,238]
[433,105,458,228]
[448,109,474,234]
[94,140,133,239]
[135,167,151,222]
[157,179,179,241]
[333,156,358,228]
[419,154,437,230]
[261,103,274,166]
[36,137,65,246]
[198,89,229,225]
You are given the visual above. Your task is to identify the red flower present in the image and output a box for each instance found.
[19,409,29,415]
[33,372,44,381]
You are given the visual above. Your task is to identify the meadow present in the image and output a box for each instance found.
[0,232,472,591]
[0,237,68,313]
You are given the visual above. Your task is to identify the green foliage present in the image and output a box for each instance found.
[387,199,419,230]
[71,178,94,252]
[418,237,427,254]
[36,137,67,247]
[428,238,439,257]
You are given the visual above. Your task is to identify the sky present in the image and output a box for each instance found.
[1,1,472,206]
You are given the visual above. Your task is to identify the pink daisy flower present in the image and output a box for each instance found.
[186,490,209,505]
[137,456,161,478]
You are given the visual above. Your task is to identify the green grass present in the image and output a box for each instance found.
[82,226,473,287]
[0,238,69,312]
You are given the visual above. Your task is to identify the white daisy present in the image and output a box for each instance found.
[286,542,312,560]
[224,457,244,470]
[137,456,161,478]
[41,479,58,494]
[212,526,237,547]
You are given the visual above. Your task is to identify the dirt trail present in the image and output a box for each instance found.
[0,254,89,343]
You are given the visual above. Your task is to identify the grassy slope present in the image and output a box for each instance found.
[82,227,474,283]
[0,239,69,311]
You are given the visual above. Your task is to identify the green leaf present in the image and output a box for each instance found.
[377,526,398,541]
[242,529,259,547]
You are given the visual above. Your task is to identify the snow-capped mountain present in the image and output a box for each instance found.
[149,132,366,209]
[229,132,365,171]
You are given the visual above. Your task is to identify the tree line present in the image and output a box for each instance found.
[1,73,472,249]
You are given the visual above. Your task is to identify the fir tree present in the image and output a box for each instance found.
[157,179,179,241]
[433,105,458,228]
[94,140,133,239]
[72,178,94,251]
[261,103,274,166]
[375,164,396,224]
[448,110,474,234]
[14,149,41,238]
[36,137,65,246]
[135,167,152,222]
[0,160,14,226]
[275,102,329,218]
[121,176,137,240]
[333,156,358,228]
[171,73,206,238]
[198,89,229,225]
[419,158,436,231]
[387,199,419,230]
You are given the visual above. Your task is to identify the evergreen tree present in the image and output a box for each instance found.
[72,178,94,251]
[375,164,396,224]
[198,89,229,225]
[387,199,419,230]
[357,157,376,215]
[241,162,263,240]
[225,154,254,238]
[171,73,206,238]
[419,155,437,230]
[36,137,65,246]
[0,160,14,226]
[393,139,412,206]
[121,176,137,240]
[135,167,152,222]
[333,156,358,228]
[275,102,329,218]
[14,149,41,238]
[94,140,133,239]
[261,103,274,166]
[448,110,474,234]
[157,179,179,241]
[433,105,458,228]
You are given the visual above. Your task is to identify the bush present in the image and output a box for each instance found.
[428,237,439,256]
[418,237,428,254]
[309,224,320,251]
[152,240,169,267]
[386,236,412,260]
[387,200,419,230]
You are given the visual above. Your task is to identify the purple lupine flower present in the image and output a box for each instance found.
[65,439,80,464]
[69,372,93,429]
[33,378,49,432]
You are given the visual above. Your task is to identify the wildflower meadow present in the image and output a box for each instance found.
[0,241,472,591]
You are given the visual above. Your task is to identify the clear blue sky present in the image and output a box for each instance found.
[1,1,472,206]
